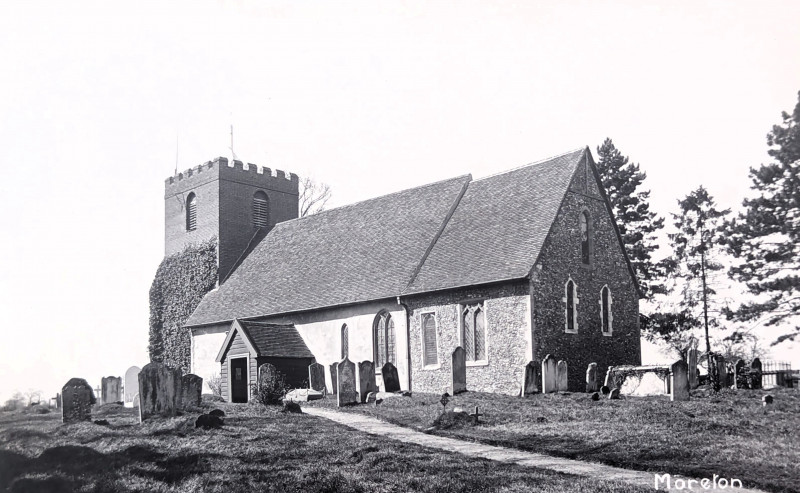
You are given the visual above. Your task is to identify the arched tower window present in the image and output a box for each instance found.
[253,191,269,228]
[341,324,349,359]
[600,286,613,335]
[564,278,579,333]
[373,311,396,369]
[579,210,591,264]
[186,193,197,231]
[462,302,487,362]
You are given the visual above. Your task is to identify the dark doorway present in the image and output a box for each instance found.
[230,358,248,403]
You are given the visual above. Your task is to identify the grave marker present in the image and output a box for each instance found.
[358,361,378,403]
[715,355,728,388]
[61,378,95,424]
[329,362,339,395]
[750,358,762,389]
[586,362,598,392]
[181,374,203,408]
[687,348,698,389]
[521,361,538,396]
[556,360,568,392]
[670,359,689,402]
[101,376,122,404]
[308,363,326,393]
[124,366,141,404]
[381,362,401,393]
[541,354,557,393]
[734,359,748,389]
[451,346,467,395]
[138,362,182,422]
[336,358,358,407]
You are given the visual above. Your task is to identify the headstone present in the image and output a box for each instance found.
[750,358,762,389]
[258,363,278,388]
[762,395,773,407]
[590,392,600,401]
[585,363,598,393]
[101,376,122,404]
[181,374,203,408]
[608,388,620,400]
[734,359,748,389]
[55,393,62,410]
[620,371,669,396]
[670,359,689,402]
[308,363,326,393]
[138,362,182,422]
[451,346,466,395]
[133,393,140,408]
[556,360,568,392]
[521,361,538,396]
[61,378,96,423]
[715,355,728,388]
[381,362,401,393]
[600,385,610,395]
[329,362,339,395]
[687,348,699,389]
[541,354,557,393]
[284,388,324,402]
[358,361,378,403]
[336,358,358,407]
[124,366,141,404]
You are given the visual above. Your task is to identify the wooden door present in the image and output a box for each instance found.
[230,358,248,403]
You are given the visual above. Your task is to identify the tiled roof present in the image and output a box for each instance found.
[239,321,314,358]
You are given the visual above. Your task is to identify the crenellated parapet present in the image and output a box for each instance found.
[165,157,299,197]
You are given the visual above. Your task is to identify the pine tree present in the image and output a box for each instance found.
[595,139,665,297]
[724,91,800,344]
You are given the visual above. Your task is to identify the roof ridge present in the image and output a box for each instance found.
[473,147,586,183]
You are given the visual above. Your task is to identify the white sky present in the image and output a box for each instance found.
[1,1,798,402]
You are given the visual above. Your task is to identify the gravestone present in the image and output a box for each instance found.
[329,362,339,395]
[101,376,122,404]
[687,348,698,389]
[258,363,278,388]
[124,366,141,404]
[336,358,358,407]
[138,362,182,422]
[381,362,401,393]
[670,359,689,402]
[603,366,614,388]
[750,358,762,389]
[762,395,773,407]
[521,361,538,396]
[715,355,728,388]
[358,361,378,403]
[308,363,326,393]
[734,359,748,389]
[133,393,139,408]
[541,354,557,393]
[556,360,568,392]
[608,388,620,400]
[451,346,467,395]
[61,378,96,424]
[181,374,203,408]
[55,393,61,410]
[591,392,600,401]
[585,363,598,393]
[600,385,610,395]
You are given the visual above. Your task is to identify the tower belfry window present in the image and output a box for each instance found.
[186,193,197,231]
[580,210,591,264]
[253,191,269,228]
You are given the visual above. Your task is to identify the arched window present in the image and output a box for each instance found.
[341,324,349,359]
[579,210,591,264]
[186,193,197,231]
[564,278,579,333]
[421,312,438,366]
[462,302,487,362]
[253,191,269,228]
[373,311,396,369]
[600,286,613,335]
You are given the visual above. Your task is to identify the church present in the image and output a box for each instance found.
[164,147,641,402]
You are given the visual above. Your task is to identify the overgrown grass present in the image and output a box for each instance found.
[0,400,654,492]
[307,387,800,493]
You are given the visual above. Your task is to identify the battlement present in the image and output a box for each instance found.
[165,157,299,195]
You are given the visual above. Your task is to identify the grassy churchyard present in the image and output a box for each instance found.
[0,398,656,493]
[306,388,800,493]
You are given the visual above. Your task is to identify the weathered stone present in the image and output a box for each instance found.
[603,366,614,388]
[124,366,141,404]
[715,355,728,388]
[734,359,748,390]
[750,358,763,389]
[585,362,598,393]
[762,395,773,406]
[61,378,96,423]
[590,392,600,401]
[556,360,568,392]
[608,388,620,400]
[366,391,378,404]
[600,385,610,395]
[521,361,539,396]
[541,354,557,393]
[451,346,466,395]
[258,363,278,389]
[381,362,401,393]
[101,376,122,404]
[358,361,378,403]
[329,362,339,395]
[284,388,324,402]
[670,359,689,402]
[195,414,223,429]
[55,393,61,410]
[132,394,139,408]
[181,374,203,408]
[620,371,668,396]
[687,348,699,389]
[138,362,182,422]
[336,358,358,407]
[308,363,325,393]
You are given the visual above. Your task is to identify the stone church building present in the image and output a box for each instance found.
[166,147,641,402]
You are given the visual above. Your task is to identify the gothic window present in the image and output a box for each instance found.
[600,286,613,335]
[253,191,269,228]
[373,311,396,369]
[186,193,197,231]
[462,302,487,362]
[564,278,579,333]
[421,312,438,366]
[341,324,349,359]
[580,210,591,264]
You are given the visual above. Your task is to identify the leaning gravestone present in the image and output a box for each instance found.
[687,348,699,389]
[329,362,339,395]
[586,362,598,392]
[138,362,182,422]
[451,346,467,395]
[358,361,378,403]
[734,359,748,389]
[541,354,557,393]
[308,362,326,393]
[337,358,358,407]
[181,374,203,408]
[101,376,122,404]
[124,366,141,405]
[382,362,401,393]
[521,361,538,396]
[556,360,568,392]
[750,358,763,389]
[670,359,689,402]
[62,378,96,424]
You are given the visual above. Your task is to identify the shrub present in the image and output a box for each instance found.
[207,373,223,397]
[251,371,290,406]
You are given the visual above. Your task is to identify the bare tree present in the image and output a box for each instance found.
[299,176,332,217]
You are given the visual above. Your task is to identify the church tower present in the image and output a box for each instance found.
[164,157,299,283]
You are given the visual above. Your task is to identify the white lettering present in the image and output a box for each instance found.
[701,478,711,489]
[655,474,671,489]
[688,479,699,489]
[713,474,719,488]
[719,478,728,489]
[731,479,743,488]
